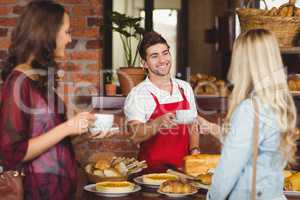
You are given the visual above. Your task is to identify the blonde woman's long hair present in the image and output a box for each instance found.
[227,29,299,163]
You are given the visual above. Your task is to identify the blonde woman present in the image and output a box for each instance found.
[196,29,298,200]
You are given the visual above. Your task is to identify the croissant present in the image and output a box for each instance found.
[159,180,196,194]
[196,174,212,185]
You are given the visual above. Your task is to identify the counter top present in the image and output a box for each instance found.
[82,188,207,200]
[81,187,300,200]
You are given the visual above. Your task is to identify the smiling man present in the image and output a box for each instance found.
[124,31,199,173]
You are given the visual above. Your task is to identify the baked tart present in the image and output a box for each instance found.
[142,173,178,185]
[95,181,135,193]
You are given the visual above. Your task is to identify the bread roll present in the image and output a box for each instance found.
[286,5,295,17]
[215,80,225,87]
[85,163,93,174]
[94,159,110,170]
[295,79,300,90]
[205,84,217,95]
[285,172,300,191]
[267,7,278,16]
[219,86,229,97]
[196,174,212,185]
[295,8,300,16]
[114,162,128,176]
[93,169,105,177]
[279,5,290,17]
[289,80,297,91]
[184,154,220,177]
[194,85,205,95]
[284,170,293,179]
[103,168,121,177]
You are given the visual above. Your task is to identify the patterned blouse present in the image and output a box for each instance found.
[0,70,77,200]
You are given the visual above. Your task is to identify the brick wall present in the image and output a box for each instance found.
[0,0,103,113]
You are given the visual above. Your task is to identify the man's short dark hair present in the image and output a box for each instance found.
[138,31,170,60]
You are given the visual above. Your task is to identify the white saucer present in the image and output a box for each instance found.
[84,184,141,197]
[157,189,198,198]
[173,119,195,125]
[133,176,160,189]
[190,181,210,190]
[89,127,120,135]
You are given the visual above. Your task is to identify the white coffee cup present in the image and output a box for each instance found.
[89,114,114,134]
[175,109,196,124]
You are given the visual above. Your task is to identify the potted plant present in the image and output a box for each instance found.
[105,74,117,96]
[103,11,146,96]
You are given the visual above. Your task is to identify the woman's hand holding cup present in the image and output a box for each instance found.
[64,112,96,136]
[88,113,120,139]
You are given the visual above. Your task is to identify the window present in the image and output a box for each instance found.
[260,0,300,8]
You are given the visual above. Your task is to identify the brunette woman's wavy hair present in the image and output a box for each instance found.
[1,0,65,94]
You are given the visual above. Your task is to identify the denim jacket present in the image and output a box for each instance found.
[207,98,286,200]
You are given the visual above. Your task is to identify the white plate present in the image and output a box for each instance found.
[284,190,300,197]
[157,189,198,198]
[190,181,210,190]
[84,184,141,197]
[172,119,195,125]
[133,176,160,189]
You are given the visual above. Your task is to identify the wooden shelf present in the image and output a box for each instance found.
[280,47,300,54]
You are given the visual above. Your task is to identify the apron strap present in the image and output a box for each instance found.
[178,86,187,101]
[149,92,159,105]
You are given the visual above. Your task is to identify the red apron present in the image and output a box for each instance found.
[138,87,190,173]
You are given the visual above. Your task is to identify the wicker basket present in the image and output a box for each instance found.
[236,1,300,47]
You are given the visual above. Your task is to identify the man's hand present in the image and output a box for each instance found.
[191,116,211,135]
[192,115,222,140]
[153,112,177,130]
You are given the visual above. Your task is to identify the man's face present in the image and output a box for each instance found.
[143,43,171,77]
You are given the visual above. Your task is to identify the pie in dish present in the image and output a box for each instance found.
[142,173,178,185]
[95,181,135,193]
[159,180,197,194]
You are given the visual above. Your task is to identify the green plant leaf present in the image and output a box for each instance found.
[103,11,145,67]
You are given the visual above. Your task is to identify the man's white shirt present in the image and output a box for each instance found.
[124,77,197,123]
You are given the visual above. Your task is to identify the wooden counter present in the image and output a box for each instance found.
[81,187,300,200]
[82,188,207,200]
